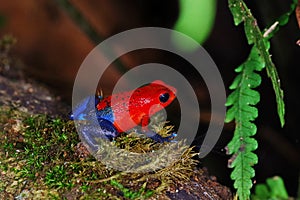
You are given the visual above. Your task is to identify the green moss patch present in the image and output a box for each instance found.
[0,106,199,199]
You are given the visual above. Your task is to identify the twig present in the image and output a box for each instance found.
[263,21,279,38]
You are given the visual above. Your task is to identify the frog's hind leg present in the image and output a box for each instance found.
[78,119,119,153]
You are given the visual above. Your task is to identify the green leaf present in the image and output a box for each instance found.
[258,44,285,128]
[225,104,238,122]
[265,57,285,127]
[244,19,255,45]
[240,89,260,105]
[228,0,245,25]
[240,105,258,121]
[252,176,289,199]
[224,26,280,200]
[266,176,289,198]
[225,45,261,199]
[239,121,257,137]
[244,73,262,88]
[228,0,286,128]
[254,184,270,199]
[230,152,257,199]
[229,74,243,90]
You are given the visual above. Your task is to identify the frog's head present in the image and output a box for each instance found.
[131,80,177,116]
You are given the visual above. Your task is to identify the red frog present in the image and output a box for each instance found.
[71,80,177,150]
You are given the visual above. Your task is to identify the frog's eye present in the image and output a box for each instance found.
[159,93,170,103]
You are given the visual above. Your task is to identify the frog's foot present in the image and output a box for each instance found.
[144,131,177,143]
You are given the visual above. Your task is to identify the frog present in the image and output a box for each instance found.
[71,80,177,151]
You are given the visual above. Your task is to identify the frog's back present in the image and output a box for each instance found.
[96,95,129,123]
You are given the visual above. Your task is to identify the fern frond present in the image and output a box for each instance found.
[228,0,286,127]
[225,47,262,199]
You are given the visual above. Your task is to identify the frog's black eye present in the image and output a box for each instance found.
[159,93,170,103]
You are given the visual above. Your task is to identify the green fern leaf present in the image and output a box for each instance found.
[229,0,286,127]
[230,151,258,200]
[225,46,262,199]
[228,1,246,26]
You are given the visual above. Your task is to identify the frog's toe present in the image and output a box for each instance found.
[145,131,177,143]
[165,132,177,143]
[168,132,177,138]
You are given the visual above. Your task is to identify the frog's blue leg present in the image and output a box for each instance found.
[97,118,119,140]
[79,118,119,152]
[144,131,177,143]
[71,96,119,152]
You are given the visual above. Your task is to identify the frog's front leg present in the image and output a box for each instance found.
[140,115,177,143]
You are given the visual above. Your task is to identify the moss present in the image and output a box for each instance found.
[0,106,198,199]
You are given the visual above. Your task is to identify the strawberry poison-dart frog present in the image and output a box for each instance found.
[71,80,177,151]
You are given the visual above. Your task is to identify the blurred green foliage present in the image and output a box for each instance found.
[173,0,217,51]
[252,176,289,200]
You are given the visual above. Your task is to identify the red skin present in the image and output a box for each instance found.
[96,80,177,133]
